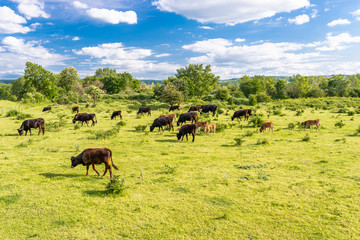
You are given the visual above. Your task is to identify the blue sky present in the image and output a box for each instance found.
[1,0,360,80]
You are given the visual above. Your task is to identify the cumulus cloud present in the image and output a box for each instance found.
[86,8,137,24]
[199,26,214,30]
[73,1,88,9]
[235,38,246,43]
[153,0,310,25]
[0,6,31,34]
[327,19,351,27]
[74,42,180,78]
[11,0,50,19]
[351,9,360,21]
[72,36,80,41]
[154,53,171,57]
[0,37,66,77]
[181,34,360,78]
[288,14,310,25]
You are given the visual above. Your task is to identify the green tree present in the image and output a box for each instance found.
[10,77,27,99]
[85,85,104,105]
[288,75,310,98]
[274,79,288,99]
[215,86,230,101]
[95,68,117,78]
[327,75,351,97]
[58,66,79,92]
[175,64,219,97]
[160,84,184,105]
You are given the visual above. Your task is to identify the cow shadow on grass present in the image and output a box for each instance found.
[155,139,178,143]
[40,172,85,179]
[83,190,109,197]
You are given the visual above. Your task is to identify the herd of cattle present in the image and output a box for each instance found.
[14,104,321,178]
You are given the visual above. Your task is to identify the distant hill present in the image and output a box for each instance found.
[0,79,15,84]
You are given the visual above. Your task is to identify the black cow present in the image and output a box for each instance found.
[150,116,174,132]
[188,105,202,112]
[42,107,51,112]
[137,107,151,116]
[169,105,180,112]
[201,104,217,117]
[177,124,196,142]
[231,109,251,121]
[111,111,122,120]
[18,118,45,136]
[177,112,197,126]
[70,148,118,178]
[72,106,79,114]
[72,114,97,126]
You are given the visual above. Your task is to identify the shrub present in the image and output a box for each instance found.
[302,133,311,142]
[16,113,33,120]
[335,120,345,128]
[6,109,19,117]
[163,164,178,174]
[348,111,355,116]
[288,123,295,129]
[256,138,269,145]
[74,124,80,130]
[134,124,147,132]
[248,95,257,106]
[295,110,303,116]
[106,175,127,196]
[17,139,33,148]
[116,121,126,127]
[249,116,264,128]
[234,137,245,146]
[215,123,228,132]
[337,108,348,113]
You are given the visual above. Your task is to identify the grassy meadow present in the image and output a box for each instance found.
[1,98,360,239]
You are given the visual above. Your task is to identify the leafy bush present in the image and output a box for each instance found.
[16,113,33,120]
[302,133,311,142]
[234,164,266,170]
[335,120,345,128]
[215,123,228,132]
[91,129,118,139]
[249,115,264,127]
[288,123,295,129]
[17,139,33,148]
[134,124,147,132]
[295,109,303,116]
[248,95,257,106]
[74,124,80,130]
[116,121,126,127]
[234,137,245,146]
[106,175,127,196]
[162,164,178,174]
[337,108,348,113]
[6,109,19,117]
[348,111,355,116]
[256,138,269,145]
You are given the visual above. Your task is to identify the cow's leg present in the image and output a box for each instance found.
[42,126,45,135]
[186,133,188,141]
[181,135,184,141]
[192,131,195,142]
[92,164,100,176]
[38,126,41,135]
[86,165,90,175]
[103,163,111,178]
[29,129,31,136]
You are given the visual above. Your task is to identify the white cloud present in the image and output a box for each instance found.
[199,26,214,30]
[72,36,80,41]
[0,37,67,77]
[316,33,360,51]
[181,34,360,78]
[235,38,246,43]
[152,0,310,25]
[351,9,360,21]
[11,0,50,19]
[74,42,180,78]
[86,8,137,24]
[288,14,310,25]
[327,19,351,27]
[154,53,171,57]
[0,6,31,34]
[310,9,318,18]
[73,1,88,9]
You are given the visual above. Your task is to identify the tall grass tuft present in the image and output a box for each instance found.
[106,175,127,196]
[6,109,19,117]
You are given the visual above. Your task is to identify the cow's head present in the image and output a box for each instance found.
[176,132,181,140]
[177,121,180,127]
[17,129,24,136]
[150,125,155,132]
[70,156,85,168]
[231,116,234,121]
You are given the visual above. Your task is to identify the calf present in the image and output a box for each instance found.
[201,104,217,117]
[260,122,273,133]
[204,123,216,134]
[150,116,174,132]
[301,119,320,131]
[169,105,180,112]
[18,118,45,136]
[177,124,196,142]
[137,107,151,116]
[231,109,250,121]
[73,114,97,126]
[70,148,118,178]
[177,112,197,126]
[72,106,79,114]
[160,113,177,122]
[111,111,122,120]
[42,107,51,112]
[188,105,202,112]
[195,121,208,132]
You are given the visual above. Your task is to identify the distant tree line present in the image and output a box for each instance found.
[1,61,360,105]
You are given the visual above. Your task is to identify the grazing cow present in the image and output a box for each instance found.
[159,113,177,122]
[169,105,180,112]
[111,111,122,120]
[204,123,216,134]
[18,118,45,136]
[42,107,51,112]
[177,124,196,142]
[201,104,217,117]
[195,121,208,132]
[260,122,273,133]
[137,107,151,116]
[150,116,174,132]
[231,109,251,121]
[188,105,202,112]
[301,119,320,131]
[70,148,118,178]
[177,112,197,126]
[72,106,79,114]
[72,114,97,126]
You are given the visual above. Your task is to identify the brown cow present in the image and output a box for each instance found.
[18,118,45,136]
[260,122,273,133]
[72,106,79,114]
[159,113,177,122]
[111,111,122,120]
[195,121,207,132]
[70,148,118,178]
[204,123,216,134]
[301,119,320,131]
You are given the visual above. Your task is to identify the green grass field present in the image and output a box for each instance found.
[1,98,360,239]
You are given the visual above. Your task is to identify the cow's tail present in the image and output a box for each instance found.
[95,114,97,124]
[109,150,119,170]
